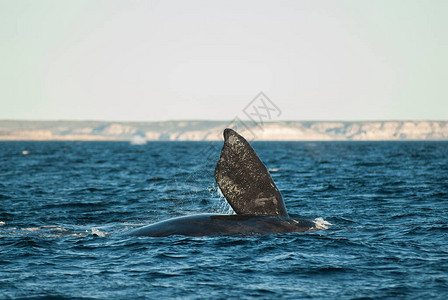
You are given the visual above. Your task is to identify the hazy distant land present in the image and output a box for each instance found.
[0,120,447,141]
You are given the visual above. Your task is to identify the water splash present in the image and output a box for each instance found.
[212,185,235,214]
[313,217,332,230]
[91,227,109,237]
[130,136,147,145]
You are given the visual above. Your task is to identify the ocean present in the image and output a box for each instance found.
[1,141,447,299]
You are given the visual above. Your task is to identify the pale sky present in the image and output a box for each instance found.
[1,0,447,121]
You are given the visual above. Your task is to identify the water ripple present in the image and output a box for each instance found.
[0,141,447,299]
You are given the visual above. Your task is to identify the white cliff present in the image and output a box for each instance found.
[0,120,447,141]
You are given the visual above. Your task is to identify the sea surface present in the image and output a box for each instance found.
[1,141,447,299]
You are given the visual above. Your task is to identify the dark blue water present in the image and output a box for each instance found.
[1,141,447,299]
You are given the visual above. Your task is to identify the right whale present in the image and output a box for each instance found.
[126,128,328,237]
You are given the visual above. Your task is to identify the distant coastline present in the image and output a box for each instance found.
[0,120,447,141]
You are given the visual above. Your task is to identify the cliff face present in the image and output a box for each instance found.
[0,120,447,141]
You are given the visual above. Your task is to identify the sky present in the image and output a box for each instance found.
[1,0,447,121]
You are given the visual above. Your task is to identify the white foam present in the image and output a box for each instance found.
[21,227,41,232]
[0,221,5,226]
[91,227,109,237]
[313,217,332,230]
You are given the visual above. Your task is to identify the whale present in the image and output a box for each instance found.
[126,128,324,237]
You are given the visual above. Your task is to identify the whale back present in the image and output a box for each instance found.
[214,128,288,217]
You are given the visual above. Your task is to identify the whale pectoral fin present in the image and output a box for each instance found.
[214,128,288,217]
